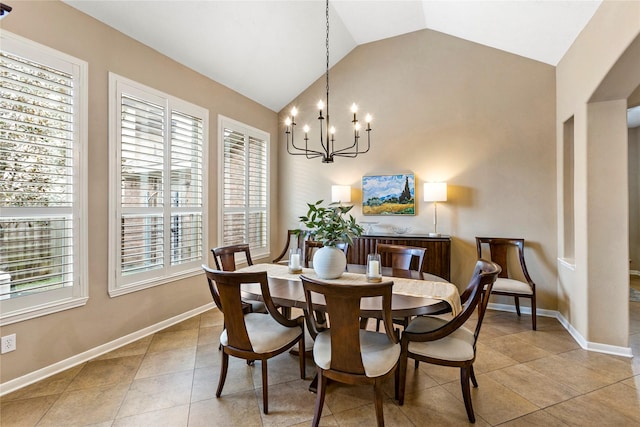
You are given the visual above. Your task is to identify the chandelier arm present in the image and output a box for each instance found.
[331,129,372,157]
[286,125,325,158]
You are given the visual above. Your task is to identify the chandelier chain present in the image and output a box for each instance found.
[325,0,330,124]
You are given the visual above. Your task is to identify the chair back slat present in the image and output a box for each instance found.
[301,276,397,375]
[211,244,253,271]
[376,243,427,272]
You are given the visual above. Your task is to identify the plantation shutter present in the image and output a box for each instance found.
[221,120,269,256]
[0,50,76,298]
[247,136,267,249]
[119,94,165,276]
[222,128,247,245]
[169,111,203,265]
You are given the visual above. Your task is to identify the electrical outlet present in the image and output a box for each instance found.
[1,333,16,353]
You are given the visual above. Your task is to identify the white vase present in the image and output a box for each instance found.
[312,246,347,279]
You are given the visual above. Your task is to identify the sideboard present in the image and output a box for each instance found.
[347,234,451,281]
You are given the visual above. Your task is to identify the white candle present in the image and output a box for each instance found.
[368,260,379,277]
[290,253,301,269]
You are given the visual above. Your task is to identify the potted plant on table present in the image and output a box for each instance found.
[298,200,364,279]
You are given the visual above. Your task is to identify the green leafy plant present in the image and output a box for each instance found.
[298,200,364,247]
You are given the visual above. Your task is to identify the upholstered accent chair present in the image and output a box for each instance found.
[475,237,537,330]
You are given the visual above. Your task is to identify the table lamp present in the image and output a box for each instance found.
[331,185,351,204]
[423,182,447,237]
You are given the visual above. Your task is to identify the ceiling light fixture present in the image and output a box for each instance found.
[284,0,372,163]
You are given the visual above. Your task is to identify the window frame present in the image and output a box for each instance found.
[108,73,208,297]
[0,31,88,326]
[218,115,270,260]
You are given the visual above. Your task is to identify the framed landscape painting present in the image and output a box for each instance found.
[362,173,415,215]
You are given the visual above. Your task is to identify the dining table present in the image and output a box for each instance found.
[235,263,462,392]
[236,263,461,321]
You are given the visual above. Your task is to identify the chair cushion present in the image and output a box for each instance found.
[220,313,301,354]
[492,278,533,295]
[407,325,475,362]
[314,329,400,378]
[404,315,449,334]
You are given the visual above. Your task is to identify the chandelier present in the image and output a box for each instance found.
[284,0,372,163]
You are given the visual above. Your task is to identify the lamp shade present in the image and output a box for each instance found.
[331,185,351,203]
[423,182,447,202]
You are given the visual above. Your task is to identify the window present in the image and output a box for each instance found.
[0,32,88,325]
[109,73,208,296]
[219,116,269,259]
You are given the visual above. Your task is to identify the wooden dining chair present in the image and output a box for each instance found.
[398,259,501,423]
[202,266,306,414]
[211,243,266,314]
[300,275,400,427]
[272,229,308,264]
[375,243,428,329]
[376,243,427,272]
[475,237,537,330]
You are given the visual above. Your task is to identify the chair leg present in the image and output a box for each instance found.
[531,295,537,330]
[299,336,306,379]
[470,364,478,388]
[398,354,407,405]
[216,350,229,398]
[373,379,385,427]
[460,366,476,423]
[311,370,327,427]
[261,359,269,414]
[394,363,399,401]
[514,296,521,316]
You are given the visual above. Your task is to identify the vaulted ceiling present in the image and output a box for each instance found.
[64,0,602,112]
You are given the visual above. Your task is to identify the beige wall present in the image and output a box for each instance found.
[277,29,558,305]
[630,126,640,271]
[0,0,278,384]
[556,0,640,348]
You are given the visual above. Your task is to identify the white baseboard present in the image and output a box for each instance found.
[487,302,555,318]
[0,303,215,396]
[487,303,633,358]
[555,312,633,358]
[630,270,640,277]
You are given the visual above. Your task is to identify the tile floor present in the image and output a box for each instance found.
[2,302,640,426]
